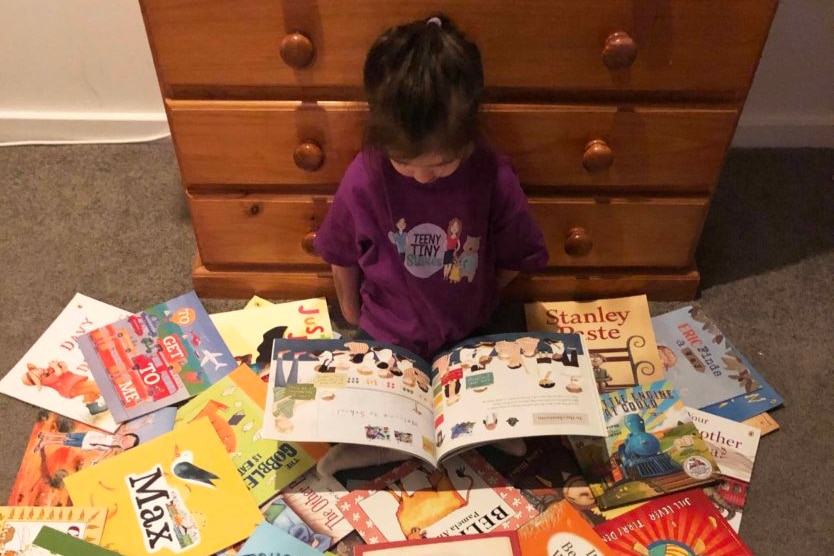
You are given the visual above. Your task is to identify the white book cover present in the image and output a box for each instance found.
[0,293,126,432]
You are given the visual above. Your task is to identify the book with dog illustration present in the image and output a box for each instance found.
[64,418,262,556]
[651,305,783,419]
[261,333,607,467]
[0,506,107,555]
[338,450,538,544]
[353,531,523,555]
[77,291,236,423]
[524,295,666,393]
[0,293,127,432]
[29,526,121,556]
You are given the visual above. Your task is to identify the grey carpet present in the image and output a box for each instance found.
[0,140,831,555]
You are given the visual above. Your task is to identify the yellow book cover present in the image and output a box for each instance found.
[64,419,263,556]
[0,506,107,552]
[525,295,665,393]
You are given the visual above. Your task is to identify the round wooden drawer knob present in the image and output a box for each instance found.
[602,31,637,70]
[582,139,614,172]
[294,141,324,172]
[280,32,315,69]
[564,227,593,257]
[301,231,318,256]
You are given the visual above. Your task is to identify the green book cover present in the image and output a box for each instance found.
[31,526,121,556]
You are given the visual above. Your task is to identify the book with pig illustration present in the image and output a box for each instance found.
[261,333,606,467]
[77,291,237,423]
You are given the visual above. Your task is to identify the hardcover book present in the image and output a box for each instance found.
[353,531,523,555]
[517,500,613,556]
[594,490,754,555]
[652,305,783,419]
[569,380,720,510]
[0,293,126,432]
[337,451,538,544]
[524,295,666,393]
[64,418,263,556]
[77,291,236,422]
[174,364,328,505]
[0,506,107,554]
[261,333,606,467]
[29,526,121,556]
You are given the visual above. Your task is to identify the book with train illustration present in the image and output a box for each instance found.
[261,333,607,467]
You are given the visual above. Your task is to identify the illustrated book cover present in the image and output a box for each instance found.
[688,407,761,532]
[569,380,720,510]
[593,489,754,555]
[237,522,326,556]
[174,364,328,505]
[337,450,538,544]
[261,333,607,467]
[743,411,780,435]
[77,291,237,422]
[652,305,783,419]
[524,295,666,393]
[261,468,354,552]
[353,531,522,555]
[0,506,107,555]
[29,526,121,556]
[210,297,334,378]
[517,500,613,556]
[0,293,126,432]
[64,418,263,556]
[8,408,175,507]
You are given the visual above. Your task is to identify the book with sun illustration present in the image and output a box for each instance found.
[77,291,237,423]
[0,293,127,433]
[261,333,606,468]
[0,506,107,555]
[174,364,329,505]
[64,418,262,556]
[568,380,720,511]
[28,526,122,556]
[593,489,754,555]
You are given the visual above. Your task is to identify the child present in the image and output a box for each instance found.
[313,15,549,477]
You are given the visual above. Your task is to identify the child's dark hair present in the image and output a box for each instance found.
[363,14,484,159]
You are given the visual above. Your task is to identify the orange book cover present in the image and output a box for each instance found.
[517,501,613,556]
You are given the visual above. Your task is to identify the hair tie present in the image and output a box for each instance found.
[426,16,442,27]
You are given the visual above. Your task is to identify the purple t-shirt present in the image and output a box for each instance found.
[315,144,549,359]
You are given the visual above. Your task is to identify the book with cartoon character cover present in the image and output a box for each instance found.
[337,451,538,544]
[0,293,126,432]
[77,291,236,423]
[593,489,754,555]
[29,526,121,556]
[0,506,107,555]
[651,305,783,420]
[174,364,329,505]
[261,333,606,468]
[8,408,175,507]
[568,380,720,511]
[524,295,666,394]
[64,418,263,556]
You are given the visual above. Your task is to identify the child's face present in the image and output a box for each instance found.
[389,151,463,184]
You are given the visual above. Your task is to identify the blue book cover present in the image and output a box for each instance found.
[78,291,236,422]
[238,522,323,556]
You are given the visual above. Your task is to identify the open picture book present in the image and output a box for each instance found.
[261,332,607,467]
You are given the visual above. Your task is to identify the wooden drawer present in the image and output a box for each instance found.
[189,193,707,269]
[170,101,737,192]
[141,0,776,99]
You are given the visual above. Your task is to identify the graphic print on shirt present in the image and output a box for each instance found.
[390,217,480,281]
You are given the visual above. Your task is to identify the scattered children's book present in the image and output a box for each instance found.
[261,333,607,467]
[0,506,107,554]
[569,380,720,510]
[29,526,121,556]
[353,531,523,555]
[338,451,538,544]
[593,489,754,555]
[688,407,761,531]
[517,500,613,556]
[210,297,334,377]
[0,293,126,432]
[237,522,325,556]
[743,411,780,435]
[261,468,354,552]
[652,305,783,419]
[78,291,236,422]
[174,364,328,505]
[64,418,263,556]
[524,295,666,393]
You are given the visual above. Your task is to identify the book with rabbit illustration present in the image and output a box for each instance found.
[261,333,607,468]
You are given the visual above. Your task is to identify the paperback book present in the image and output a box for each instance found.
[29,526,121,556]
[237,522,325,556]
[77,291,236,422]
[517,500,613,556]
[353,531,523,555]
[0,506,107,554]
[262,333,607,467]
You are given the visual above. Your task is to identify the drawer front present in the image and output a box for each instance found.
[141,0,775,98]
[190,194,707,269]
[170,101,736,192]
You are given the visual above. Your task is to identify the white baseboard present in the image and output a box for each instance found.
[732,115,834,148]
[0,111,170,146]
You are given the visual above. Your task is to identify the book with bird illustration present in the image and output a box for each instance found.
[64,418,262,556]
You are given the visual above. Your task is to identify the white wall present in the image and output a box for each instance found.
[0,0,830,147]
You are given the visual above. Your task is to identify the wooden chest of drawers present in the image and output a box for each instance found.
[139,0,777,301]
